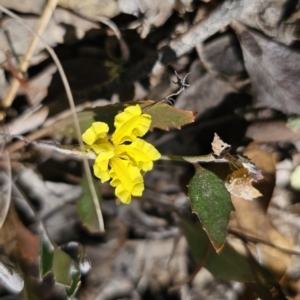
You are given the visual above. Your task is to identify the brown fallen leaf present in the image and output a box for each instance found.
[211,134,263,200]
[225,167,262,201]
[229,144,293,279]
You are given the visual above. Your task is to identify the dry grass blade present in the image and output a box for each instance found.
[0,5,104,232]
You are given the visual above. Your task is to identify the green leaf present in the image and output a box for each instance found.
[39,226,81,297]
[39,230,54,277]
[140,100,196,130]
[188,164,233,251]
[66,267,81,297]
[52,246,81,297]
[48,101,196,137]
[182,219,256,282]
[91,100,195,130]
[60,242,90,296]
[53,247,79,287]
[77,173,102,233]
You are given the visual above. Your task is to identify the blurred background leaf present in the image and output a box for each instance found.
[77,173,102,233]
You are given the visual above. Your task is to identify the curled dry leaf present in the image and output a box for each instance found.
[225,167,262,201]
[211,133,263,200]
[211,133,231,157]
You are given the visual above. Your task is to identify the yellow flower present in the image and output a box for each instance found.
[82,104,161,204]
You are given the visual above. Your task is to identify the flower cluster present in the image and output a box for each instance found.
[82,104,160,204]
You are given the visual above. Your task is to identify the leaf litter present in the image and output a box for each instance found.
[0,1,300,299]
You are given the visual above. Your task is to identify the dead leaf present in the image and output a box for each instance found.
[198,32,246,79]
[19,64,57,106]
[211,134,263,200]
[236,2,299,44]
[119,0,193,38]
[175,71,235,115]
[0,0,46,14]
[0,17,65,65]
[225,167,262,201]
[247,120,300,143]
[211,133,231,157]
[0,106,49,135]
[229,144,293,279]
[233,22,300,114]
[53,8,100,40]
[58,0,120,20]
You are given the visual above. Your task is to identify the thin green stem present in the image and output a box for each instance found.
[160,154,227,163]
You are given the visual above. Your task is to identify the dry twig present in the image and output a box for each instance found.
[2,0,59,107]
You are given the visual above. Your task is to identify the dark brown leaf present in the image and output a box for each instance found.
[234,22,300,114]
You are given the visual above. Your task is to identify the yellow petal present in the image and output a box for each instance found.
[82,122,109,145]
[95,150,115,171]
[93,149,115,182]
[109,156,144,204]
[93,161,110,182]
[91,139,114,155]
[116,138,161,171]
[112,105,151,145]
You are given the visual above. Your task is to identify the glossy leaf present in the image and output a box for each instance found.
[77,173,102,232]
[188,164,232,251]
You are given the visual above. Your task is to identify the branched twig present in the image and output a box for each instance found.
[3,30,20,65]
[228,228,300,257]
[2,0,59,108]
[164,71,190,106]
